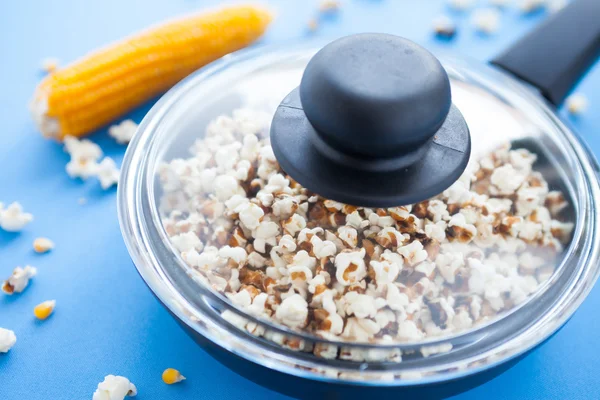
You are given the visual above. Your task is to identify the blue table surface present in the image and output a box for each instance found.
[2,0,600,399]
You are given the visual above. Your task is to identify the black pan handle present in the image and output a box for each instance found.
[491,0,600,106]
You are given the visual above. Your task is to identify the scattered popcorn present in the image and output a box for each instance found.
[158,109,573,353]
[546,0,567,12]
[489,0,512,6]
[0,202,33,232]
[472,8,501,34]
[319,0,341,13]
[96,157,120,189]
[566,93,589,115]
[0,328,16,353]
[517,0,546,13]
[2,266,37,295]
[33,300,56,320]
[108,119,138,144]
[93,375,137,400]
[307,18,319,33]
[447,0,474,10]
[64,136,103,179]
[162,368,186,385]
[33,237,55,253]
[432,15,457,39]
[40,57,59,73]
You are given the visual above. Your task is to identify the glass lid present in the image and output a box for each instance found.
[148,38,586,352]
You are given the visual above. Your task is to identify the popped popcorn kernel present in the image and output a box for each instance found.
[40,57,59,73]
[0,328,16,353]
[33,300,56,320]
[471,8,501,34]
[2,266,37,295]
[162,368,186,385]
[566,93,589,115]
[0,202,33,232]
[33,237,55,253]
[108,119,138,144]
[93,375,137,400]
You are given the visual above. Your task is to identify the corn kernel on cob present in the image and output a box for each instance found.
[31,5,272,140]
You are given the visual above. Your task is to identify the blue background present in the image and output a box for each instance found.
[1,0,599,399]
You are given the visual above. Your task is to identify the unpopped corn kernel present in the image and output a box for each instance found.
[162,368,186,385]
[33,237,55,253]
[33,300,56,320]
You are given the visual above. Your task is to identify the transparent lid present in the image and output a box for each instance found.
[120,40,600,380]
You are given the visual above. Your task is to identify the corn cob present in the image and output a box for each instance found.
[31,5,272,140]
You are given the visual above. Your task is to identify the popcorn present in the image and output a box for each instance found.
[239,203,264,230]
[447,0,474,10]
[370,258,401,285]
[92,375,137,400]
[214,175,243,201]
[490,164,526,195]
[471,8,501,34]
[64,136,103,179]
[425,221,447,242]
[566,93,589,115]
[2,266,37,295]
[397,241,428,266]
[275,294,308,328]
[311,235,337,259]
[159,109,573,351]
[343,291,378,319]
[96,157,120,189]
[335,249,367,286]
[0,328,16,353]
[282,214,306,236]
[0,202,33,232]
[517,0,546,13]
[432,15,456,39]
[337,225,358,248]
[108,119,138,144]
[40,57,59,73]
[170,231,203,253]
[218,246,248,265]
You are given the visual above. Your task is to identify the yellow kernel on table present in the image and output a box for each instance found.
[34,300,56,320]
[307,18,319,32]
[162,368,186,385]
[33,237,55,253]
[319,0,341,13]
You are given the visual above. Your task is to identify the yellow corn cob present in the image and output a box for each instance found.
[31,5,272,140]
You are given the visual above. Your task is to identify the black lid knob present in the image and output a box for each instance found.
[300,34,452,158]
[270,33,471,207]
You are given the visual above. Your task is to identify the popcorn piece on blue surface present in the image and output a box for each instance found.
[447,0,475,11]
[471,8,501,34]
[0,328,17,353]
[92,375,137,400]
[566,93,589,115]
[96,157,120,189]
[2,266,37,295]
[0,201,33,232]
[432,15,457,39]
[108,119,138,144]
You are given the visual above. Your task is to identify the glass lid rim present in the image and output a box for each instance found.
[117,40,600,381]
